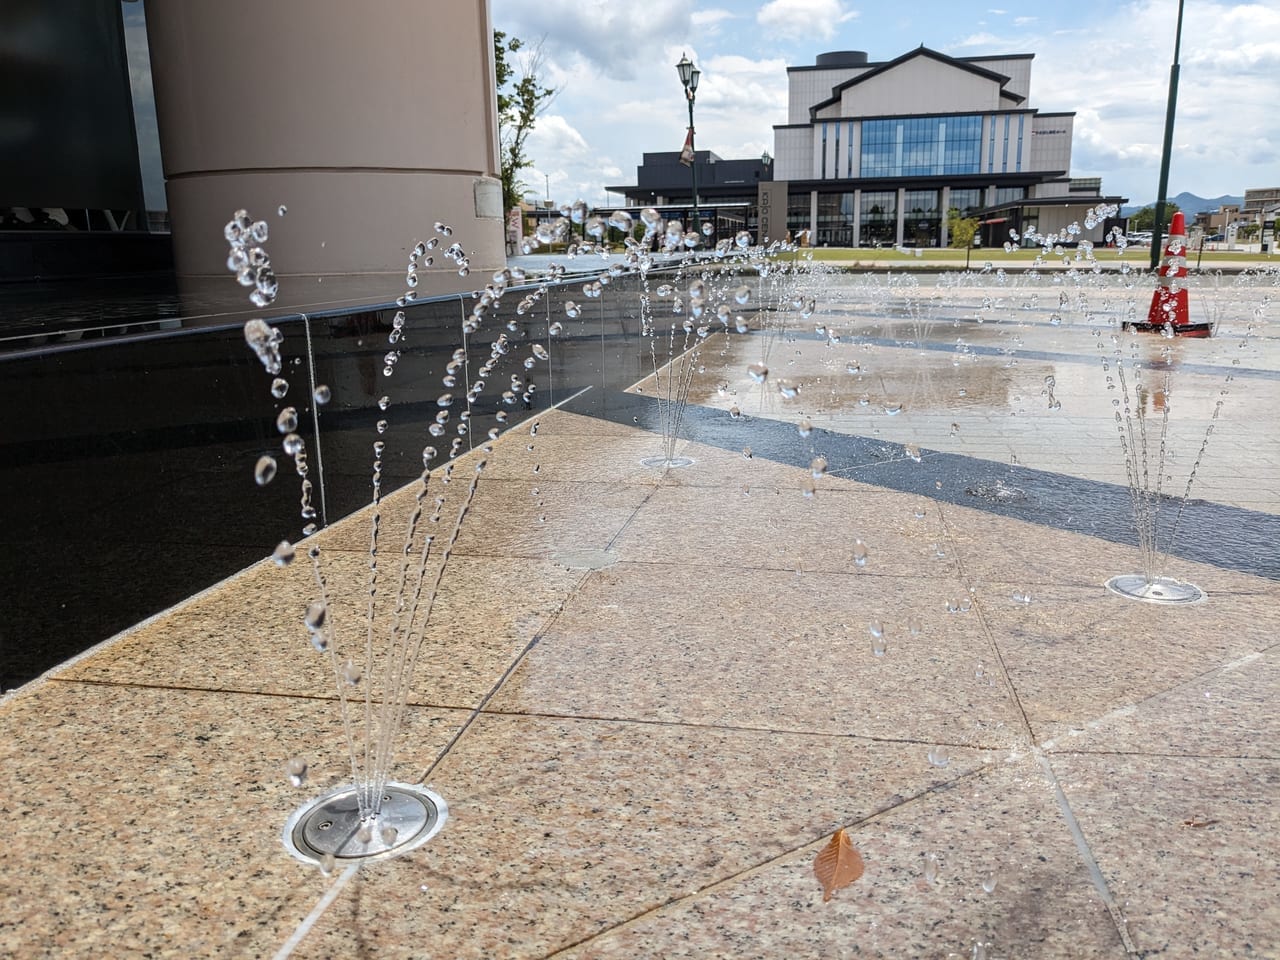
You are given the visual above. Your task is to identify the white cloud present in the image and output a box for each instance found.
[692,8,738,32]
[1013,16,1037,26]
[527,115,591,160]
[491,0,693,81]
[756,0,858,43]
[950,0,1280,201]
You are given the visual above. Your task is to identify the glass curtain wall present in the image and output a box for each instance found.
[860,115,983,178]
[859,190,896,246]
[904,189,940,247]
[816,193,855,247]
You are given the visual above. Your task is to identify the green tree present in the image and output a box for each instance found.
[1240,222,1261,240]
[1129,201,1182,232]
[495,31,556,213]
[946,207,979,249]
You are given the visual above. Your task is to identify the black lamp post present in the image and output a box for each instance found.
[676,53,701,234]
[1150,0,1185,270]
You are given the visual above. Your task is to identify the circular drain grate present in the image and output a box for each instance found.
[1104,574,1205,605]
[639,455,694,469]
[282,782,447,866]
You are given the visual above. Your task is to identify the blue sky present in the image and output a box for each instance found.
[491,0,1280,208]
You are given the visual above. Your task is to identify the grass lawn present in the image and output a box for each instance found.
[780,246,1276,268]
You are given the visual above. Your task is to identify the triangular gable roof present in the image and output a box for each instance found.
[809,46,1026,119]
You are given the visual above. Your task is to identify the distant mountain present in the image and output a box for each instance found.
[1121,192,1243,216]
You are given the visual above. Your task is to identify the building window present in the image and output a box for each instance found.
[860,115,983,178]
[816,192,855,246]
[821,123,828,179]
[949,188,984,215]
[787,192,812,236]
[1015,115,1024,173]
[833,123,841,178]
[1001,116,1010,173]
[860,190,896,245]
[988,118,996,172]
[904,189,940,247]
[994,186,1025,204]
[847,121,854,181]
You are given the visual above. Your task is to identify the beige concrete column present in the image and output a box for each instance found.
[144,0,503,293]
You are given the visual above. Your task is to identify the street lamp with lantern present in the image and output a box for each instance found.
[676,53,701,234]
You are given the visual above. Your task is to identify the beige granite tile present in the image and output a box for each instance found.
[60,552,583,709]
[1051,754,1280,957]
[0,680,465,959]
[1042,645,1280,758]
[610,482,959,578]
[475,431,691,485]
[979,582,1279,745]
[487,561,1023,748]
[316,476,653,563]
[525,408,654,438]
[290,713,990,960]
[554,757,1126,960]
[941,501,1279,595]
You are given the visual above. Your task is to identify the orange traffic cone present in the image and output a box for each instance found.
[1127,212,1212,337]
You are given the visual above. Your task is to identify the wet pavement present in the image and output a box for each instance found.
[2,258,1279,958]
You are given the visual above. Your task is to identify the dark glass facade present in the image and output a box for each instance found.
[816,192,855,246]
[860,190,896,246]
[860,115,984,178]
[949,189,984,215]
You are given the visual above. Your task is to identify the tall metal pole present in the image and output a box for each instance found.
[687,93,700,232]
[1150,0,1185,270]
[676,54,701,236]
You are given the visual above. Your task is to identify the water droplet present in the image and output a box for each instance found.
[927,745,950,768]
[728,406,742,420]
[742,446,753,459]
[907,617,922,636]
[532,344,549,361]
[272,540,296,566]
[271,378,289,399]
[313,384,331,405]
[810,456,827,478]
[905,443,921,462]
[380,825,399,846]
[304,600,326,632]
[1010,591,1032,605]
[778,380,799,399]
[276,407,299,434]
[277,204,288,217]
[747,362,768,383]
[733,285,751,305]
[971,942,988,960]
[255,455,278,486]
[924,851,939,883]
[853,538,869,567]
[340,659,361,686]
[981,871,998,894]
[798,419,812,437]
[883,402,903,416]
[318,853,336,876]
[286,756,307,787]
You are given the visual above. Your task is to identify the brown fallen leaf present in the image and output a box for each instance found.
[1181,817,1220,828]
[813,827,865,902]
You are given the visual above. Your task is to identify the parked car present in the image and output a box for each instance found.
[1205,233,1225,242]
